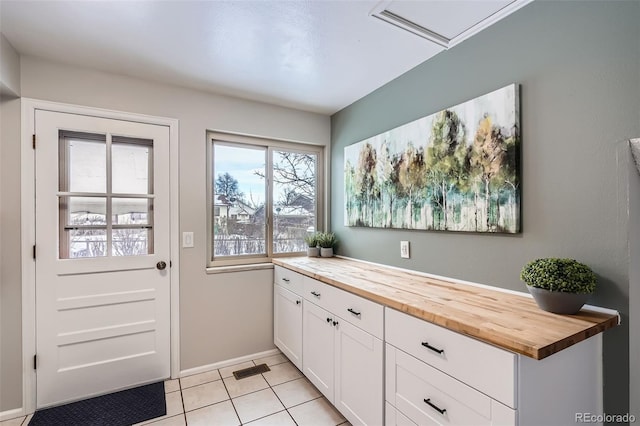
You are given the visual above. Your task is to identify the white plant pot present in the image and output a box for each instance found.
[307,247,320,257]
[320,247,333,258]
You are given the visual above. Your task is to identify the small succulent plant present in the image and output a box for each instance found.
[520,258,596,294]
[304,233,319,248]
[316,232,338,249]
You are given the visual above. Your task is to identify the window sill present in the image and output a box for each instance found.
[206,263,274,275]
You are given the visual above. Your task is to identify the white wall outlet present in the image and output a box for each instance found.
[400,241,410,259]
[182,232,194,248]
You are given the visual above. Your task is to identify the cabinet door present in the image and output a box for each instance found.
[303,300,335,402]
[334,318,384,426]
[274,284,303,370]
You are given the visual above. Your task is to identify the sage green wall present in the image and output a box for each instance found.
[331,0,639,418]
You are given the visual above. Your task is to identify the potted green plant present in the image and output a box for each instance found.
[304,233,320,257]
[317,232,338,258]
[520,258,596,314]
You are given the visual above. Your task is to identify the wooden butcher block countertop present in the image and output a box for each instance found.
[272,256,619,360]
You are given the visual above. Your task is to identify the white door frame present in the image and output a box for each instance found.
[20,98,180,415]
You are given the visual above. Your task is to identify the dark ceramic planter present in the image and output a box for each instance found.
[526,285,591,315]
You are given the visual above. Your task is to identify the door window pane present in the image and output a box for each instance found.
[112,198,151,225]
[112,139,152,194]
[112,228,151,256]
[66,137,107,193]
[63,196,107,226]
[60,196,107,259]
[212,144,266,257]
[272,151,317,253]
[68,229,107,259]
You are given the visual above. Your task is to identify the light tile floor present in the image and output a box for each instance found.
[1,352,351,426]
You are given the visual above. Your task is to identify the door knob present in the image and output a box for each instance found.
[156,261,167,270]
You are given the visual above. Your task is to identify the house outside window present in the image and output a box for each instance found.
[207,132,324,267]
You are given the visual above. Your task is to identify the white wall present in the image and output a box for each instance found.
[1,55,330,412]
[1,96,22,412]
[0,33,20,96]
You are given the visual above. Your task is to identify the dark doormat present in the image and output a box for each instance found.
[29,381,166,426]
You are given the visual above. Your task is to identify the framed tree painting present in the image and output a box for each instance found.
[344,84,520,233]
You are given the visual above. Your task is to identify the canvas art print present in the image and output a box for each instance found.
[344,84,520,233]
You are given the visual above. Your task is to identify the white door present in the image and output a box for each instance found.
[302,301,335,402]
[34,110,171,408]
[334,318,383,426]
[273,284,303,370]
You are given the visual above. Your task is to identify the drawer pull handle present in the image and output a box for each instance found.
[424,399,447,415]
[282,278,290,282]
[296,300,301,305]
[311,291,321,297]
[347,308,361,317]
[421,342,445,354]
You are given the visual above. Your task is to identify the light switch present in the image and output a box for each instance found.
[182,232,194,248]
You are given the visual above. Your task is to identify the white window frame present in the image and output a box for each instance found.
[206,131,324,268]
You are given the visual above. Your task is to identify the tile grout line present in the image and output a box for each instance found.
[261,370,299,426]
[219,367,243,426]
[171,357,344,426]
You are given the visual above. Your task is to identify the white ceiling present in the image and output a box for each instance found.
[0,0,528,115]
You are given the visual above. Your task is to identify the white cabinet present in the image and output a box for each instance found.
[302,300,335,398]
[334,316,383,426]
[302,279,384,426]
[385,307,603,426]
[273,266,305,370]
[273,284,303,370]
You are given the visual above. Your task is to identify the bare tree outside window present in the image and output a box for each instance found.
[210,139,321,263]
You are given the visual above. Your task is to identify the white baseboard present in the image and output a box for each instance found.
[179,348,281,378]
[0,407,25,422]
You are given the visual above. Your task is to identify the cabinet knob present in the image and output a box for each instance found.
[296,300,301,305]
[326,317,332,323]
[333,320,339,326]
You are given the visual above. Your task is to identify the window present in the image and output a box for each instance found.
[207,132,323,266]
[59,131,154,259]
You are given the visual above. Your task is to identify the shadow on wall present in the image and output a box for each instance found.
[631,139,640,175]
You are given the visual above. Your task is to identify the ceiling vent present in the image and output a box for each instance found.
[370,0,533,50]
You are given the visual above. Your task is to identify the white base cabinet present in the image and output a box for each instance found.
[302,300,335,397]
[302,279,384,426]
[274,265,607,426]
[273,266,305,370]
[273,284,303,370]
[385,307,604,426]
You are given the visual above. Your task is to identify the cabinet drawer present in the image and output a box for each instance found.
[386,345,494,426]
[385,308,516,408]
[303,276,339,311]
[330,287,383,339]
[274,265,304,296]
